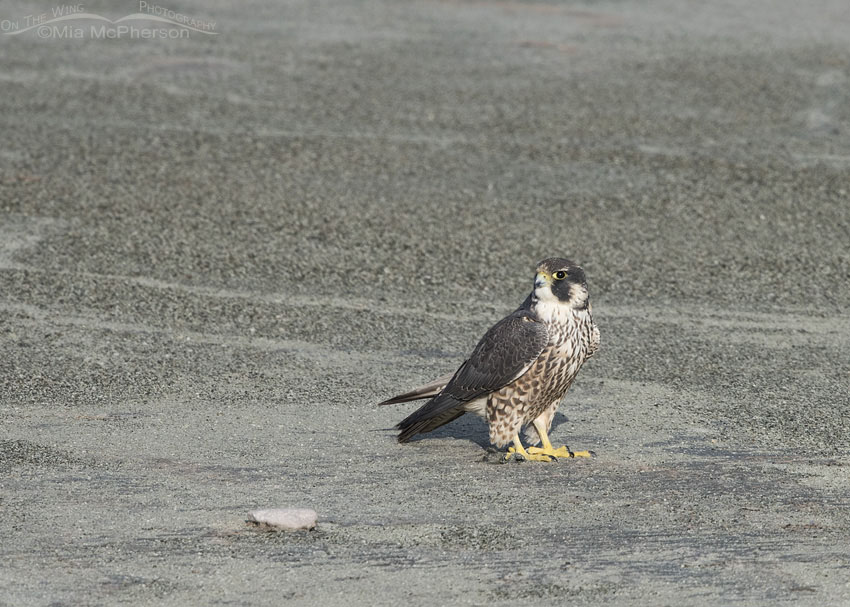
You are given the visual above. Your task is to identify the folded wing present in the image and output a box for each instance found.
[393,310,549,442]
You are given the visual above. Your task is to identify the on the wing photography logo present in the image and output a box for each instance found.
[1,2,217,39]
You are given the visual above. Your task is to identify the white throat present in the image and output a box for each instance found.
[532,285,577,324]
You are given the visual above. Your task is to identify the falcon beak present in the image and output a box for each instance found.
[534,272,550,288]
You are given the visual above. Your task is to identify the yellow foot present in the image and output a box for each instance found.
[526,445,593,459]
[505,446,554,462]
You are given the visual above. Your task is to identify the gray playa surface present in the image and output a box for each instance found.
[2,0,850,605]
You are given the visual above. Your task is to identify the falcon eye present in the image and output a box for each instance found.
[553,270,567,280]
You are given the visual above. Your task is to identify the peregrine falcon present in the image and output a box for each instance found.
[379,257,600,461]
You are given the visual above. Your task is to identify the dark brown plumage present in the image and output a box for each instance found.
[379,257,600,461]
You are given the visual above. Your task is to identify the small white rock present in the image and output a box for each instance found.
[248,508,317,531]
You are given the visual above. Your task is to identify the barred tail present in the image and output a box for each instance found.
[377,373,452,406]
[396,394,466,443]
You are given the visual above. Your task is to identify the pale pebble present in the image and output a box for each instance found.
[248,508,318,531]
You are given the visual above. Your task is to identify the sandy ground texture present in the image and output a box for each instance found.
[2,0,850,605]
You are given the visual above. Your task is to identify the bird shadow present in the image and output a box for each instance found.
[382,411,571,449]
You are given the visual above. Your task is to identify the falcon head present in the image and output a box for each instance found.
[532,257,589,309]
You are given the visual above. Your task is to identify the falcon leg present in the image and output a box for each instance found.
[526,417,592,459]
[506,433,555,462]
